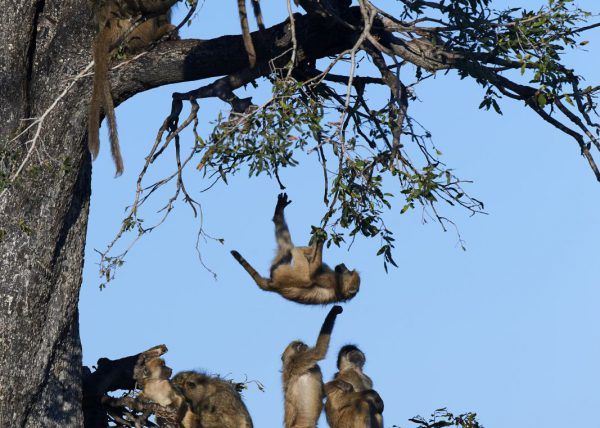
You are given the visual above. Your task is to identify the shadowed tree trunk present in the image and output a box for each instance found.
[0,2,95,426]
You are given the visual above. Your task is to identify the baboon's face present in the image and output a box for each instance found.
[171,372,212,407]
[282,341,308,363]
[345,349,365,367]
[335,266,360,298]
[145,359,172,379]
[182,376,207,401]
[338,346,365,370]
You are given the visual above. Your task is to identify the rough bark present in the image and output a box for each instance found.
[0,1,360,426]
[0,1,95,426]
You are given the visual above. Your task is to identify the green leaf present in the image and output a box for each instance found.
[537,93,547,108]
[564,94,574,105]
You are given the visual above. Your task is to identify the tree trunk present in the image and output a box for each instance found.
[0,1,95,426]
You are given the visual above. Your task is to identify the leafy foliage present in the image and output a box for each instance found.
[406,407,484,428]
[194,72,482,271]
[97,0,599,284]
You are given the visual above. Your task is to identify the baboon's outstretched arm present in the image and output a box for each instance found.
[308,239,324,277]
[271,193,294,269]
[307,305,343,361]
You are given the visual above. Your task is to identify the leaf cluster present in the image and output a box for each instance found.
[407,407,483,428]
[97,0,599,280]
[195,69,482,269]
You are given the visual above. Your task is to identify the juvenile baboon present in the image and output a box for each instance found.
[172,371,253,428]
[137,357,178,407]
[231,193,360,304]
[282,305,343,428]
[88,0,178,175]
[324,345,384,428]
[136,356,193,427]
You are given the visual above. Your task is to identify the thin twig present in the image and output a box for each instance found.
[286,0,298,77]
[0,61,94,201]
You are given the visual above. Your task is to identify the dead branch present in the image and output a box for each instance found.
[83,345,190,428]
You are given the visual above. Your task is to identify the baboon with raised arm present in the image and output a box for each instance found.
[282,305,343,428]
[231,193,360,304]
[171,371,253,428]
[324,345,384,428]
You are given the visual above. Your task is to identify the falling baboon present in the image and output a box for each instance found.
[231,193,360,304]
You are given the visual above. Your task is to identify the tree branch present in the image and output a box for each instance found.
[111,8,361,104]
[82,345,176,428]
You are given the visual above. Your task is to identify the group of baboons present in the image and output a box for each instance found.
[89,1,383,426]
[135,194,383,427]
[236,193,383,427]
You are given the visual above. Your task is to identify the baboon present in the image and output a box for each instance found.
[136,356,193,427]
[282,305,343,428]
[324,345,384,428]
[172,371,253,428]
[137,357,179,407]
[88,0,178,175]
[231,193,360,304]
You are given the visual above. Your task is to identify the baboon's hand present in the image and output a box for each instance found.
[332,379,354,392]
[364,390,384,412]
[231,250,243,264]
[274,192,292,217]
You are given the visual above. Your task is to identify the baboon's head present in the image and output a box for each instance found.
[335,264,360,299]
[144,357,172,380]
[281,340,308,364]
[172,371,210,405]
[337,344,365,371]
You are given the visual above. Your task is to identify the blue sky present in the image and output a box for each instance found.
[79,2,600,427]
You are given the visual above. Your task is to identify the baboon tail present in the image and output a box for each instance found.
[102,80,123,176]
[88,29,110,160]
[230,250,270,290]
[237,0,257,67]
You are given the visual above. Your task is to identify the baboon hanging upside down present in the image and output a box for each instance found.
[231,193,360,304]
